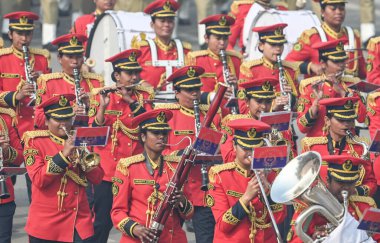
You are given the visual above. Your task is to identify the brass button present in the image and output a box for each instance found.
[74,191,78,195]
[73,208,77,211]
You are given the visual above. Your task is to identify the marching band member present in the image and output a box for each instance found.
[71,0,117,49]
[111,109,193,243]
[367,91,380,206]
[221,78,297,163]
[90,49,154,243]
[286,0,366,78]
[366,36,380,85]
[209,118,286,243]
[155,65,221,242]
[34,33,104,129]
[0,11,50,138]
[186,14,241,116]
[136,0,192,89]
[23,94,104,243]
[296,39,366,137]
[301,96,377,196]
[0,108,24,243]
[287,155,380,242]
[239,23,300,114]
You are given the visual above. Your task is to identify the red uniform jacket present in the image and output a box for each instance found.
[111,153,194,243]
[186,49,242,116]
[286,23,366,79]
[296,75,366,137]
[366,91,380,185]
[0,46,50,137]
[238,57,300,114]
[93,86,154,181]
[137,38,191,89]
[209,162,286,243]
[301,135,377,196]
[288,196,380,242]
[71,11,97,49]
[367,37,380,84]
[35,72,104,128]
[23,130,104,242]
[155,103,221,207]
[220,113,297,163]
[0,108,24,205]
[228,0,254,50]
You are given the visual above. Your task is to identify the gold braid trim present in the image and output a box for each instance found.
[154,103,180,110]
[301,137,328,151]
[367,36,380,52]
[298,28,318,45]
[65,170,88,187]
[163,154,181,163]
[22,130,50,147]
[117,154,145,176]
[0,47,13,56]
[226,50,243,60]
[222,208,240,225]
[209,162,236,183]
[0,107,17,126]
[367,92,380,107]
[30,48,50,60]
[82,72,105,86]
[240,59,263,78]
[350,195,376,207]
[299,76,322,95]
[113,119,139,140]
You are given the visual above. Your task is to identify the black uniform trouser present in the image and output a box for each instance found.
[29,229,91,243]
[88,180,113,243]
[374,186,380,209]
[0,201,16,243]
[192,206,215,243]
[25,173,32,203]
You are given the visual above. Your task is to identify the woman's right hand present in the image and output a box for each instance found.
[240,176,260,206]
[61,134,75,158]
[132,224,155,242]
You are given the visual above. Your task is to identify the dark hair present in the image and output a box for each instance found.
[138,129,147,145]
[111,69,122,82]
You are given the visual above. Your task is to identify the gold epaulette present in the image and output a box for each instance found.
[298,28,318,45]
[301,137,328,150]
[367,36,380,52]
[137,39,149,48]
[226,50,243,60]
[199,104,221,113]
[117,154,145,176]
[154,103,180,110]
[186,50,208,65]
[22,130,50,147]
[209,162,236,183]
[350,195,376,207]
[82,72,104,84]
[342,76,360,84]
[0,47,13,56]
[367,91,380,107]
[230,0,254,14]
[163,154,181,163]
[29,48,50,59]
[347,135,369,146]
[37,72,64,90]
[182,41,192,50]
[135,85,154,95]
[240,59,263,78]
[0,37,3,48]
[282,60,301,71]
[299,76,321,95]
[0,107,16,118]
[221,114,249,126]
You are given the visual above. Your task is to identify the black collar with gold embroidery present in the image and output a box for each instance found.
[262,57,278,70]
[234,161,252,178]
[179,105,195,116]
[49,131,66,145]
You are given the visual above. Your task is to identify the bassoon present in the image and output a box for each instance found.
[149,82,228,242]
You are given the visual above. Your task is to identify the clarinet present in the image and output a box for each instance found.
[193,100,209,191]
[219,49,239,114]
[277,55,292,112]
[149,83,228,242]
[22,45,37,100]
[73,68,83,107]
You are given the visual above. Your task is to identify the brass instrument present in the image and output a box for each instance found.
[61,126,100,172]
[73,68,84,107]
[193,99,208,191]
[277,55,292,111]
[346,130,370,160]
[219,49,239,114]
[22,44,37,100]
[271,151,346,243]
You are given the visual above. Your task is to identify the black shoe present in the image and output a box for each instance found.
[178,18,191,25]
[42,43,58,52]
[184,220,194,232]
